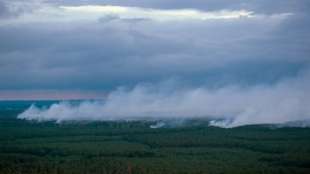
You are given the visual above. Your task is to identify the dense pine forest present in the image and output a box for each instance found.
[0,101,310,174]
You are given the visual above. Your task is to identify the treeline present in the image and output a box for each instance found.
[1,111,310,174]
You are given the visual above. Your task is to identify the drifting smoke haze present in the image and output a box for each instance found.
[18,69,310,128]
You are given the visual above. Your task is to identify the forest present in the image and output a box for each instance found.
[0,101,310,174]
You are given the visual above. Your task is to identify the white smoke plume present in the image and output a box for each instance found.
[18,70,310,128]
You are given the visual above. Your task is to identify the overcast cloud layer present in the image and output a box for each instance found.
[0,0,309,126]
[1,0,309,91]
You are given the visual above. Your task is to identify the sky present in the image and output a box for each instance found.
[0,0,310,100]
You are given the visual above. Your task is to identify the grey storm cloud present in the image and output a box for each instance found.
[0,0,309,91]
[0,0,41,18]
[0,1,8,17]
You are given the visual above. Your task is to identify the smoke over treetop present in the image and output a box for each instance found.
[18,69,310,128]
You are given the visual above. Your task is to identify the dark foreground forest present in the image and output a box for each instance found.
[0,101,310,174]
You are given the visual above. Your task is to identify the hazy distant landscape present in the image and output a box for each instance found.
[1,101,310,174]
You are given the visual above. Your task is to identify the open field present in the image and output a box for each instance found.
[0,101,310,174]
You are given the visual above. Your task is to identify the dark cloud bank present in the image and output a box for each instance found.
[0,0,309,127]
